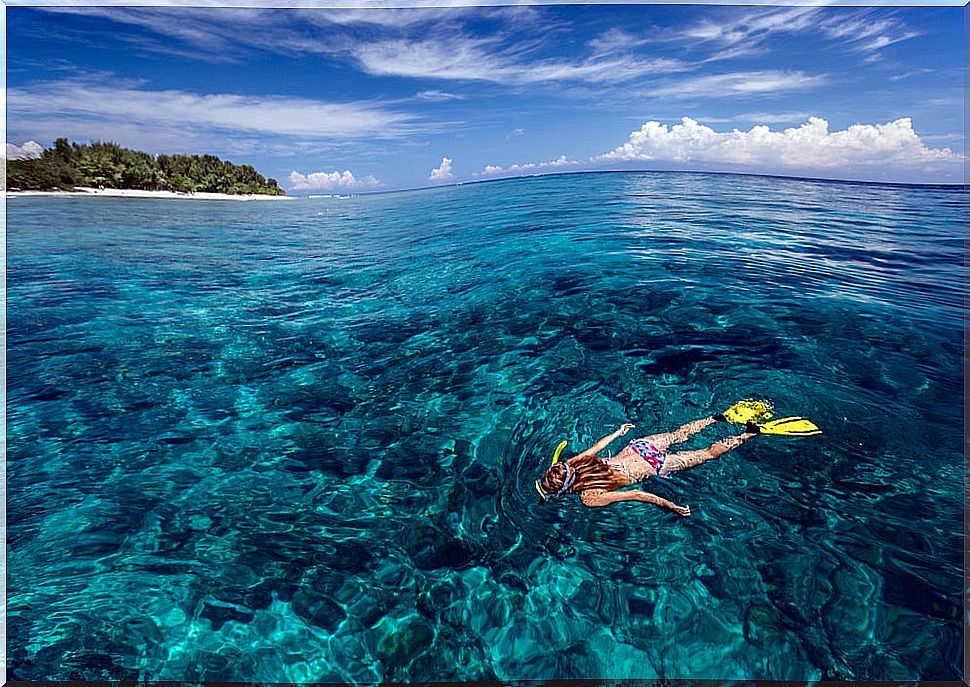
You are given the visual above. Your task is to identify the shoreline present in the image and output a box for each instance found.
[6,186,294,201]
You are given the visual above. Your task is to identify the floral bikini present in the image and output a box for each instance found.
[628,438,668,474]
[602,438,670,480]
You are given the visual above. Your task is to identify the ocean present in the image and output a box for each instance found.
[7,171,964,682]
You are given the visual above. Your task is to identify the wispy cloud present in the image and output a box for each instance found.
[298,8,463,29]
[597,116,961,173]
[37,7,271,60]
[695,111,814,125]
[888,68,935,82]
[36,6,688,88]
[288,169,380,192]
[34,5,541,62]
[817,11,920,57]
[416,90,465,102]
[651,71,826,99]
[7,77,425,147]
[671,6,918,63]
[587,28,652,53]
[674,6,821,59]
[302,5,542,28]
[352,34,687,85]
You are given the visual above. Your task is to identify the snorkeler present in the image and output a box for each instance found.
[534,400,820,516]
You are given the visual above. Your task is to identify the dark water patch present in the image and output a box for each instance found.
[200,599,256,631]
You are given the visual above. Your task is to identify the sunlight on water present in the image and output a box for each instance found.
[7,172,963,681]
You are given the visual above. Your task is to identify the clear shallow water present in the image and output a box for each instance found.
[7,172,964,682]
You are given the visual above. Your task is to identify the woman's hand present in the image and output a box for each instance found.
[617,423,635,436]
[671,504,692,517]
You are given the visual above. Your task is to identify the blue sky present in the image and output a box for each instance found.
[5,2,965,191]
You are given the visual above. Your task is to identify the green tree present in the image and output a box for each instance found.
[8,139,286,195]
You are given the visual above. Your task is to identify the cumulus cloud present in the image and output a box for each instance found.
[6,140,44,159]
[597,116,960,173]
[478,154,578,177]
[288,169,380,192]
[429,156,454,182]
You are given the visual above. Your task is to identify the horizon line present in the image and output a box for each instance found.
[297,168,968,199]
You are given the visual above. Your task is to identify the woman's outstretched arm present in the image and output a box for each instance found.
[575,423,635,458]
[579,489,691,516]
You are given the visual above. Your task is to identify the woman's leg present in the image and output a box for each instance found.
[660,430,756,474]
[642,416,717,452]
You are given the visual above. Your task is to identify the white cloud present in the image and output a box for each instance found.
[6,140,44,160]
[298,5,540,30]
[478,154,578,177]
[429,156,454,182]
[652,71,826,99]
[667,7,821,62]
[36,5,545,63]
[300,8,463,29]
[288,169,380,192]
[587,28,651,53]
[817,12,919,56]
[888,68,935,82]
[416,90,465,101]
[7,77,424,145]
[38,8,273,60]
[673,7,916,62]
[352,36,687,86]
[680,7,820,46]
[597,116,961,173]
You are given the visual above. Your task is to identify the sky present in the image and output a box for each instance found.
[4,2,965,191]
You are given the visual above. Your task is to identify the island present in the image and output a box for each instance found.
[7,139,287,197]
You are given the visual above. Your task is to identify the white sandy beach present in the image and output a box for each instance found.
[6,186,295,201]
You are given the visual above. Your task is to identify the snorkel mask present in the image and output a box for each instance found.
[534,440,572,504]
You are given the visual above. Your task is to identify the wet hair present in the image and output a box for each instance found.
[539,455,626,497]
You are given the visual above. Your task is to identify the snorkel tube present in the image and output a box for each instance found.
[535,440,569,504]
[551,440,568,464]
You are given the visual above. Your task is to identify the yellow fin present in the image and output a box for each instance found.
[758,416,821,436]
[722,399,774,424]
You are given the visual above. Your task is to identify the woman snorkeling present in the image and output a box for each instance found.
[534,400,820,515]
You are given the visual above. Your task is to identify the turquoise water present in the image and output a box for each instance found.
[7,172,964,682]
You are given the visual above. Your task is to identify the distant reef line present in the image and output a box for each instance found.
[6,138,286,196]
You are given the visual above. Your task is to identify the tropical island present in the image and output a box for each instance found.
[7,139,287,197]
